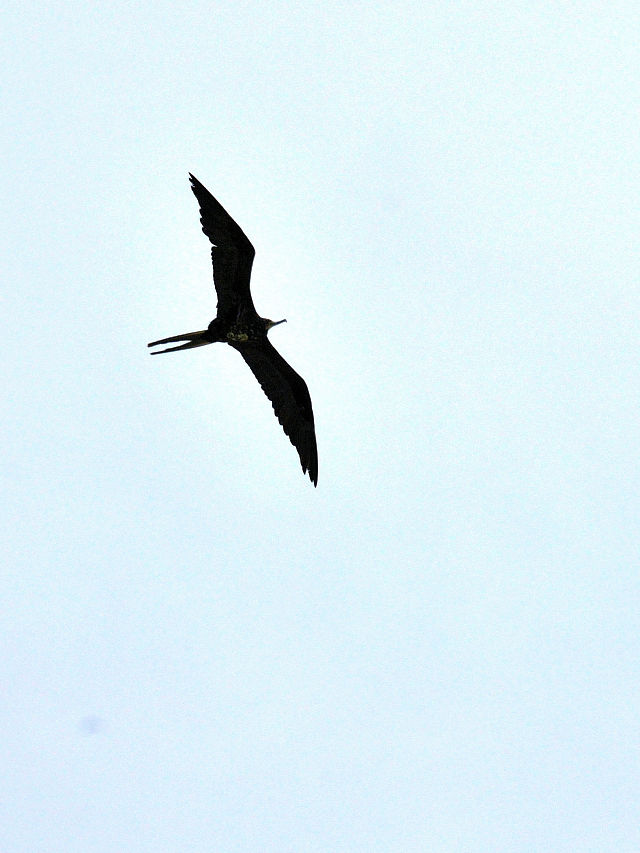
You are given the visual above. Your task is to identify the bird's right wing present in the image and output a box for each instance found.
[231,339,318,486]
[189,174,256,321]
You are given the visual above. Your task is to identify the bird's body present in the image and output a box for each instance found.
[148,174,318,486]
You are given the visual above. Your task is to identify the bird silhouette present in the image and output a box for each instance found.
[149,174,318,486]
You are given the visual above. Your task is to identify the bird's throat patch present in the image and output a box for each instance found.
[226,331,249,342]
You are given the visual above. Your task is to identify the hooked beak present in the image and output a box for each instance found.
[267,319,287,329]
[147,330,210,354]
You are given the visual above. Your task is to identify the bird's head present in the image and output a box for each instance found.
[265,318,287,332]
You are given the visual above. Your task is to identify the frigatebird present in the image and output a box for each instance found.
[148,174,318,486]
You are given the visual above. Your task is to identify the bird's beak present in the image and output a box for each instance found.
[147,330,210,354]
[268,319,287,329]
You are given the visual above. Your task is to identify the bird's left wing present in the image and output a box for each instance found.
[230,339,318,486]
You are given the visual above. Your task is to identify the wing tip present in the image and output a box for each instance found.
[304,448,318,487]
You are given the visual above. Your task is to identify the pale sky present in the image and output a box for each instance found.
[3,1,640,850]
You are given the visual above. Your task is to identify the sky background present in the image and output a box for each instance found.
[3,1,640,850]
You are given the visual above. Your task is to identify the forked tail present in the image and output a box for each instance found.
[147,330,209,354]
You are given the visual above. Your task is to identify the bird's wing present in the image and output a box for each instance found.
[189,174,256,321]
[230,339,318,486]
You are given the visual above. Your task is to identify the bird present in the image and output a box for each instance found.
[148,174,318,486]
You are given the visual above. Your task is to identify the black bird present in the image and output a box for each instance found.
[148,174,318,486]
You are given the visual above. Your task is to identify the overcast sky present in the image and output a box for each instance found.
[3,1,640,850]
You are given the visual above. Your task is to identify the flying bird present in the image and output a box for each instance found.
[148,175,317,486]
